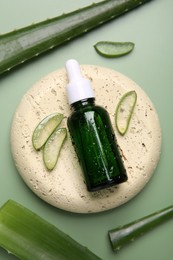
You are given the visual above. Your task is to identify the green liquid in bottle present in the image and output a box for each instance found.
[66,59,127,191]
[68,98,127,191]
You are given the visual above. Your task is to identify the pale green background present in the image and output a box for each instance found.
[0,0,172,259]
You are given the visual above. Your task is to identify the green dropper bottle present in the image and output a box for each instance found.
[66,59,127,192]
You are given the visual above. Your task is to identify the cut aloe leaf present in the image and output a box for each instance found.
[94,41,134,58]
[0,200,101,259]
[115,90,137,135]
[43,128,67,170]
[0,0,151,75]
[109,205,173,252]
[32,113,64,150]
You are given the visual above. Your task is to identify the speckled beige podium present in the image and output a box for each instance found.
[11,65,162,213]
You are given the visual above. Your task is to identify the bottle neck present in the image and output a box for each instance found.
[71,98,95,111]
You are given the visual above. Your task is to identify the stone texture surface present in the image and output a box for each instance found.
[11,65,162,213]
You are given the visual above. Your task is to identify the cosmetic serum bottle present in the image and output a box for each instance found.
[66,59,127,191]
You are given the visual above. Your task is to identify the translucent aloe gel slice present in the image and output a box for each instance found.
[94,41,135,58]
[115,90,137,135]
[32,113,64,150]
[43,128,67,170]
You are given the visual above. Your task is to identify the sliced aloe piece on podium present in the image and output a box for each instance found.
[43,128,67,170]
[115,90,137,135]
[94,41,134,58]
[32,113,64,150]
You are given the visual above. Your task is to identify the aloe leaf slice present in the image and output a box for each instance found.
[32,113,64,150]
[94,41,135,58]
[43,128,67,170]
[115,90,137,135]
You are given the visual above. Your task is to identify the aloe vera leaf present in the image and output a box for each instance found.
[0,0,152,75]
[108,205,173,252]
[0,200,101,260]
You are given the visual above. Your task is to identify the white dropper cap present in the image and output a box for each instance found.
[65,59,95,105]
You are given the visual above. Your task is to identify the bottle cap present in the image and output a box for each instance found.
[65,59,95,105]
